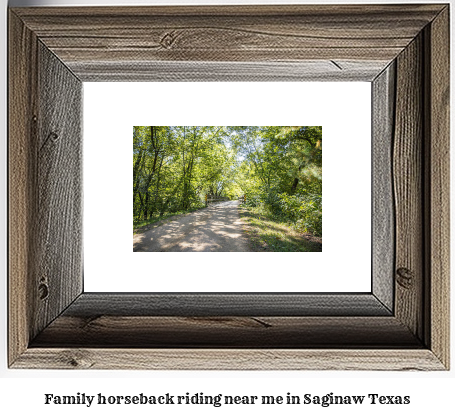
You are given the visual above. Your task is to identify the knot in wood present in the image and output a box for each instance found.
[160,31,179,49]
[396,267,414,289]
[48,131,59,142]
[38,281,49,300]
[60,350,94,369]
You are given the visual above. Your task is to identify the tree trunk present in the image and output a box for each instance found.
[291,177,299,194]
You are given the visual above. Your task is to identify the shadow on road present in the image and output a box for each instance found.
[133,201,249,252]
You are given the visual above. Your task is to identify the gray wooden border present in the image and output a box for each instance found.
[8,4,449,370]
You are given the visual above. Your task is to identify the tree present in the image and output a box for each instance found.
[133,125,322,236]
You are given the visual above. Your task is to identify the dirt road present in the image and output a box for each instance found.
[133,200,249,252]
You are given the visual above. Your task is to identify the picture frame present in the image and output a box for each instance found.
[8,4,449,370]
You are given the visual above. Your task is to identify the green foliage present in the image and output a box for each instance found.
[279,193,322,237]
[134,126,322,238]
[243,187,322,237]
[133,126,232,223]
[234,126,322,237]
[239,205,322,252]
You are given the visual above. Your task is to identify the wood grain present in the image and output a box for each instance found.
[11,5,444,81]
[425,6,450,369]
[71,60,387,82]
[8,11,38,366]
[64,293,391,317]
[13,349,445,371]
[9,13,84,366]
[31,315,420,348]
[393,34,424,340]
[372,63,395,312]
[32,42,83,339]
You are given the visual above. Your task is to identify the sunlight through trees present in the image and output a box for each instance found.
[133,126,322,236]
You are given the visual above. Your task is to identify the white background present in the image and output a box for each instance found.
[84,82,371,292]
[1,1,454,414]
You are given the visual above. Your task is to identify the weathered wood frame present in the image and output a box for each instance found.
[8,5,449,370]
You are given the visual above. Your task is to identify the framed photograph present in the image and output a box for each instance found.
[8,4,449,370]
